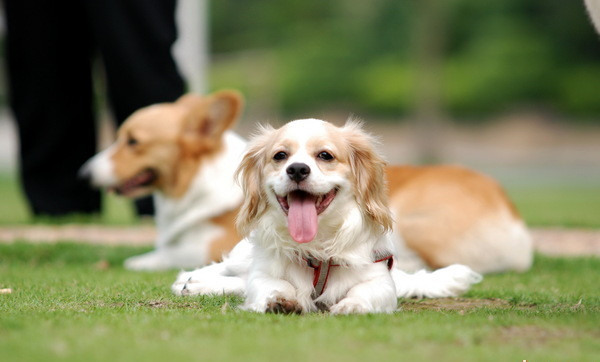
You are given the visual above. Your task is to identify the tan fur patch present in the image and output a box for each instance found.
[208,207,242,262]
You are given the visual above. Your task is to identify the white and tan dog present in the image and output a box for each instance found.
[81,91,246,270]
[173,119,484,314]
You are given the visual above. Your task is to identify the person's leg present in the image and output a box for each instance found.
[85,0,186,215]
[3,0,100,215]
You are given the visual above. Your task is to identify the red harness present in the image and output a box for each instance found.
[304,253,394,299]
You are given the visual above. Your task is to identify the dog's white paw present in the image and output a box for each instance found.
[428,264,483,297]
[264,297,303,314]
[330,297,371,315]
[394,264,482,299]
[438,264,483,284]
[171,271,195,295]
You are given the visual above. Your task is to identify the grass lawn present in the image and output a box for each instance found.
[1,172,599,361]
[1,242,599,362]
[507,185,600,228]
[0,173,137,225]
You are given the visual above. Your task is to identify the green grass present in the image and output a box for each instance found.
[0,173,136,225]
[1,242,599,361]
[507,185,600,228]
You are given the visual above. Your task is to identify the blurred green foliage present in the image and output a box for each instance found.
[210,0,600,120]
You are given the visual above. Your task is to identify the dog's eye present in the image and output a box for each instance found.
[317,151,334,161]
[127,136,138,147]
[273,151,287,161]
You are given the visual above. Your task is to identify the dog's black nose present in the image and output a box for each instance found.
[78,162,92,182]
[286,163,310,182]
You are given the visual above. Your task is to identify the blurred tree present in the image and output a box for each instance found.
[412,0,448,163]
[208,0,600,121]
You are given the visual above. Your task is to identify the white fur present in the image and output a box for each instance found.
[586,0,600,33]
[173,119,482,314]
[80,145,118,188]
[84,131,247,270]
[391,265,482,299]
[440,215,532,274]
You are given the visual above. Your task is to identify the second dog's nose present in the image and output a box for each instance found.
[286,163,310,182]
[78,161,92,182]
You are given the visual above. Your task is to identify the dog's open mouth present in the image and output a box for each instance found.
[276,189,337,244]
[112,169,157,196]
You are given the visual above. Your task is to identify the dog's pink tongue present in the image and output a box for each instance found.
[287,192,318,243]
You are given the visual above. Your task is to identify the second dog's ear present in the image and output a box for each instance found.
[205,90,244,136]
[180,90,244,154]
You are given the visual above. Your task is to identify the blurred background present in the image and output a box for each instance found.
[0,0,599,228]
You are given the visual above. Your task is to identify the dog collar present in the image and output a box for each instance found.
[304,252,394,299]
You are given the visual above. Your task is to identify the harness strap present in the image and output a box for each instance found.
[306,257,333,299]
[373,254,394,270]
[305,251,394,299]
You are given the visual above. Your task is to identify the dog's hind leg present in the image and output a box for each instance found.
[391,264,482,299]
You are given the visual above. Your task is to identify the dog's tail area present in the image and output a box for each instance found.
[392,264,482,299]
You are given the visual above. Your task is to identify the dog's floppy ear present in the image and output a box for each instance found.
[234,125,274,236]
[342,120,393,232]
[179,90,244,154]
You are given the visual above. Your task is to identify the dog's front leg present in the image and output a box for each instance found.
[329,265,397,315]
[241,271,302,314]
[171,238,253,296]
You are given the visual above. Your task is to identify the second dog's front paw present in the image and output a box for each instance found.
[171,269,245,296]
[265,297,303,315]
[124,251,169,271]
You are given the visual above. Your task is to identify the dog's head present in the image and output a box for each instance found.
[81,90,243,198]
[236,119,392,244]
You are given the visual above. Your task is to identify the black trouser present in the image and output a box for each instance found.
[2,0,185,216]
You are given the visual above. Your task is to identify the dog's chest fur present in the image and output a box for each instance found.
[154,131,247,247]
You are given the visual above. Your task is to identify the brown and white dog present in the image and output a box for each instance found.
[81,90,246,270]
[171,119,525,313]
